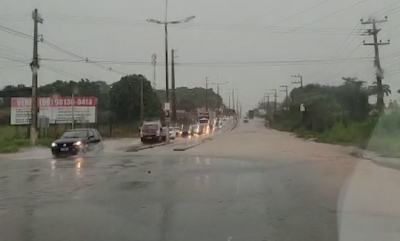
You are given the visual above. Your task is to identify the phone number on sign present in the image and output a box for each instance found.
[38,97,95,107]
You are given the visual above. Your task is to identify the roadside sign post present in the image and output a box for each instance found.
[300,103,306,125]
[10,96,96,125]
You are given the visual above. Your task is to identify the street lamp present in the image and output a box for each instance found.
[146,15,195,105]
[147,4,195,143]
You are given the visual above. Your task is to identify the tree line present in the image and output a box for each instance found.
[0,75,223,125]
[262,77,400,156]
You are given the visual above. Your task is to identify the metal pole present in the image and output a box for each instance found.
[171,49,177,124]
[205,77,209,111]
[71,93,75,129]
[164,20,170,143]
[140,75,144,124]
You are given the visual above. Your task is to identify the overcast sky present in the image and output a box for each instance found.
[1,0,400,111]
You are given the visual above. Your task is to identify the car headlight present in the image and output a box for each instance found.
[74,141,82,146]
[51,143,57,147]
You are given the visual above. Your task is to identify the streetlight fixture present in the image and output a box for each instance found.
[147,3,195,143]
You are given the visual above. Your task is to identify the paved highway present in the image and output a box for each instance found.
[0,118,399,240]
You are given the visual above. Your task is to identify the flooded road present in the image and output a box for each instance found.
[0,119,399,241]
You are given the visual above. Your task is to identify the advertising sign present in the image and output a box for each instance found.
[10,96,96,125]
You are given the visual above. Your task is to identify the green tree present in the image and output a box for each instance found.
[177,99,196,112]
[156,87,223,109]
[109,75,160,122]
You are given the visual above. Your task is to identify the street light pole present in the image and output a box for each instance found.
[147,11,195,144]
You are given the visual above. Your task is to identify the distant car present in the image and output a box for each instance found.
[192,124,206,135]
[243,117,249,123]
[51,128,103,157]
[169,128,177,140]
[181,125,192,137]
[222,117,228,121]
[140,121,164,143]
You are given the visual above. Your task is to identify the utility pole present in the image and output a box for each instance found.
[151,53,157,89]
[205,77,209,111]
[216,84,220,120]
[30,9,43,146]
[227,92,231,117]
[280,85,288,110]
[236,92,239,116]
[171,49,177,124]
[291,75,303,87]
[147,3,195,144]
[280,85,288,99]
[270,89,277,112]
[264,93,270,116]
[232,89,235,114]
[361,17,390,112]
[140,75,144,124]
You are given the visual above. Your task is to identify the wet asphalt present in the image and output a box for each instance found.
[0,120,358,241]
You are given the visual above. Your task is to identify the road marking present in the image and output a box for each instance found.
[228,236,232,241]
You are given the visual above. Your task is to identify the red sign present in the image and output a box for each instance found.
[11,96,96,108]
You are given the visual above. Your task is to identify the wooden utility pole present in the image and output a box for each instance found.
[236,92,239,116]
[151,53,157,89]
[140,75,144,124]
[291,75,303,87]
[171,49,177,123]
[280,85,289,110]
[227,92,231,116]
[205,77,209,111]
[232,89,235,113]
[30,9,43,146]
[271,89,277,112]
[361,17,390,112]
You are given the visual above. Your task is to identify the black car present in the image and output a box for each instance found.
[51,128,103,157]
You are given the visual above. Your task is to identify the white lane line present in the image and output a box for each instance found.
[228,236,232,241]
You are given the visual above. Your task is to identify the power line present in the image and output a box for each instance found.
[38,56,372,66]
[264,0,332,29]
[283,0,369,35]
[0,23,128,76]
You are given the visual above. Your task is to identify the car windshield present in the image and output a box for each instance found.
[3,1,400,240]
[61,130,88,139]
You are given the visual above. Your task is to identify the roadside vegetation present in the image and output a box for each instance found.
[265,77,400,157]
[0,126,53,153]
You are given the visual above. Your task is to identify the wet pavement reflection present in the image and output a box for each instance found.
[0,152,352,241]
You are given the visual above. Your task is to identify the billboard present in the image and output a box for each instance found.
[11,96,96,125]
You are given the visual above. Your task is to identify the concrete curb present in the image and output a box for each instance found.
[173,141,203,151]
[125,142,167,152]
[173,137,213,151]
